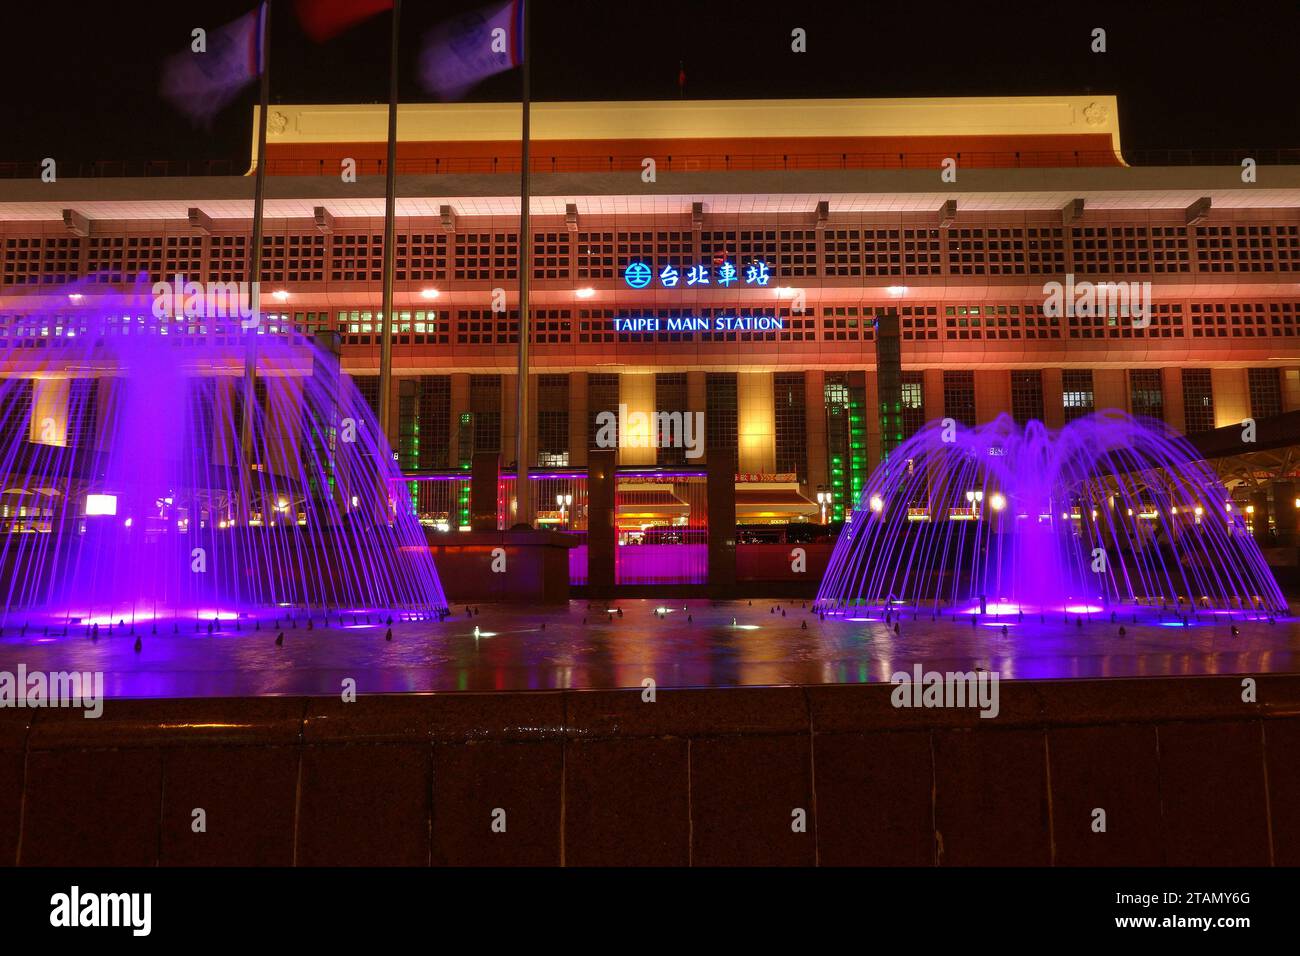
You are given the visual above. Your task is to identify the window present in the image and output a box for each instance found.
[418,376,451,470]
[469,374,502,456]
[774,372,807,478]
[1062,370,1094,423]
[537,374,569,466]
[900,371,925,439]
[1010,371,1044,426]
[655,373,688,466]
[1129,370,1164,421]
[705,373,738,461]
[1181,369,1216,433]
[0,382,33,447]
[942,371,976,428]
[1247,367,1282,419]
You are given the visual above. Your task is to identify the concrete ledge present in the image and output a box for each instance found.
[3,675,1299,865]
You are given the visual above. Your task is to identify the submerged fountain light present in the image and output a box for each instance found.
[815,411,1286,620]
[0,280,448,626]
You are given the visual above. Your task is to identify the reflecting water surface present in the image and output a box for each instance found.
[1,599,1297,698]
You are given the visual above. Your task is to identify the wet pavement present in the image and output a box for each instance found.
[1,598,1298,698]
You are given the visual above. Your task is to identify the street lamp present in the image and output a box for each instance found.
[555,492,573,527]
[816,485,830,524]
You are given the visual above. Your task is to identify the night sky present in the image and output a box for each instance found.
[1,0,1297,166]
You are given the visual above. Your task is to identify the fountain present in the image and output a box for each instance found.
[0,283,448,628]
[815,411,1286,621]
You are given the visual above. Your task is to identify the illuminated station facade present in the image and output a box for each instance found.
[1,95,1298,575]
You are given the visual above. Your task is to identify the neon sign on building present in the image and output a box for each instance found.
[612,315,784,333]
[624,260,771,288]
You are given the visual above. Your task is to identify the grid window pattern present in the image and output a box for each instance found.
[65,378,99,450]
[85,236,163,283]
[1196,225,1300,273]
[456,309,518,345]
[705,372,738,457]
[348,375,381,422]
[823,229,863,276]
[532,308,572,344]
[2,236,81,286]
[1010,370,1045,425]
[417,375,451,470]
[654,372,689,466]
[942,371,976,428]
[947,226,1066,275]
[900,305,939,341]
[469,374,502,455]
[1067,301,1185,339]
[822,306,875,342]
[1247,367,1282,419]
[208,235,248,283]
[1181,369,1216,433]
[699,230,736,267]
[587,373,619,453]
[943,304,1050,340]
[395,234,447,281]
[577,308,615,344]
[1129,370,1164,421]
[533,232,570,280]
[1071,226,1190,274]
[773,372,807,478]
[576,232,615,279]
[454,233,518,281]
[330,234,383,282]
[776,307,817,342]
[739,229,778,275]
[537,373,569,466]
[900,371,925,439]
[164,236,204,280]
[1190,302,1295,338]
[778,230,819,277]
[1062,369,1095,423]
[0,380,32,447]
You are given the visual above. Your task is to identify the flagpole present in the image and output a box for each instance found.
[513,0,532,528]
[378,0,401,441]
[242,0,271,473]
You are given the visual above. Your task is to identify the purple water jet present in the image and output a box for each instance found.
[815,411,1286,619]
[0,281,447,625]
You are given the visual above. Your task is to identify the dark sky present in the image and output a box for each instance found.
[1,0,1297,166]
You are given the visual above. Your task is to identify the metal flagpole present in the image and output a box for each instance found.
[378,0,402,440]
[513,0,532,527]
[242,0,271,473]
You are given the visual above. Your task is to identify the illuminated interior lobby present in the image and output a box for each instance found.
[1,94,1298,594]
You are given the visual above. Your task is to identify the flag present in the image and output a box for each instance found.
[418,0,524,101]
[161,4,267,127]
[294,0,393,43]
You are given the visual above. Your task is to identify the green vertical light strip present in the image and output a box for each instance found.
[848,379,867,517]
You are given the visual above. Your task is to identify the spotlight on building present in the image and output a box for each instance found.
[574,287,595,299]
[886,286,908,297]
[272,290,289,302]
[420,288,440,300]
[68,293,83,303]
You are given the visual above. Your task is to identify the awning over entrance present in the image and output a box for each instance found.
[736,482,818,522]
